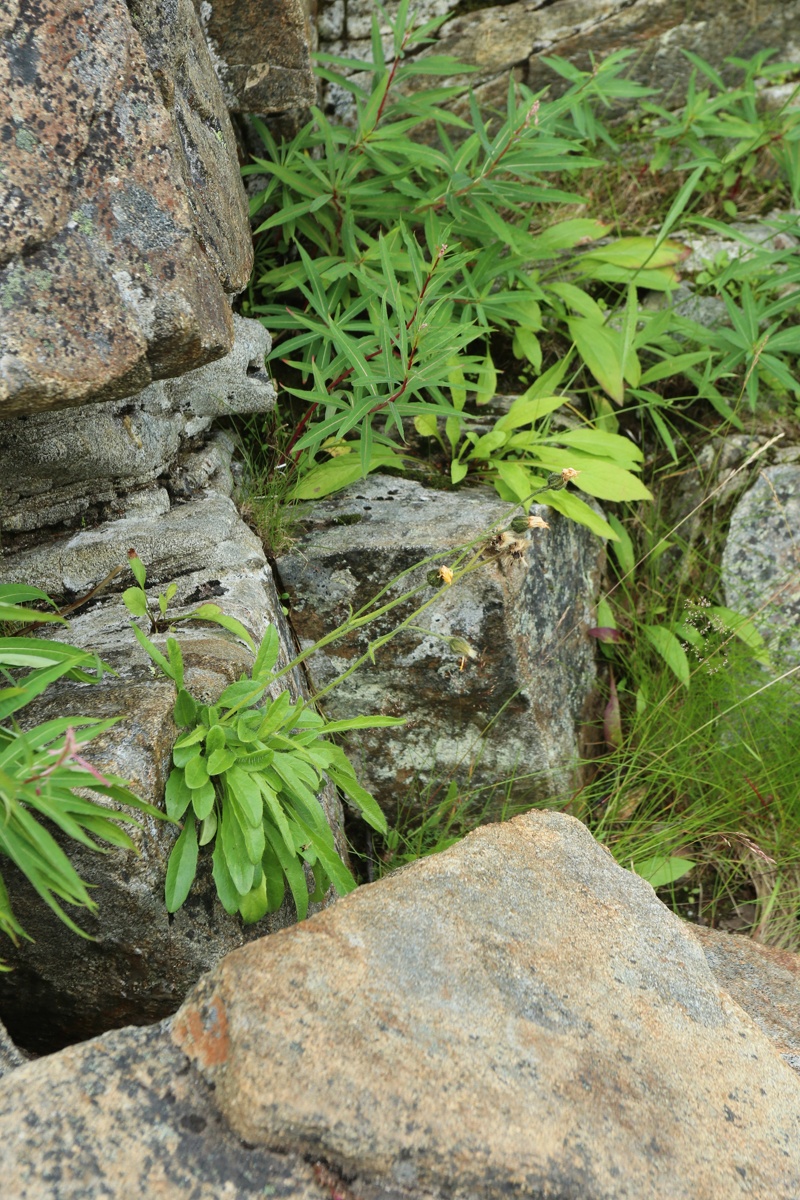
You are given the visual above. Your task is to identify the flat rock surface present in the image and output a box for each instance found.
[695,926,800,1075]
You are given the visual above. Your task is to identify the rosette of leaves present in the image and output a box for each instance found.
[123,556,398,923]
[0,585,162,957]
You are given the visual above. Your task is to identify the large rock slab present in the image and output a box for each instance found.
[0,0,252,417]
[721,463,800,668]
[695,926,800,1075]
[277,475,603,814]
[2,811,800,1198]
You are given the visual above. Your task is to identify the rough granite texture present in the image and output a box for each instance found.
[4,812,798,1198]
[0,0,252,416]
[277,475,603,815]
[695,926,800,1076]
[721,464,800,668]
[0,314,274,535]
[199,0,317,113]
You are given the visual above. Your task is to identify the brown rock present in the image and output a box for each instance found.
[695,925,800,1075]
[2,812,800,1197]
[0,0,252,418]
[0,1024,329,1199]
[200,0,316,114]
[172,811,800,1199]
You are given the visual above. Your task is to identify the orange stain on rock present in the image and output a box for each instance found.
[172,994,230,1068]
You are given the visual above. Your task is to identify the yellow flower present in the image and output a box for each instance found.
[438,565,454,586]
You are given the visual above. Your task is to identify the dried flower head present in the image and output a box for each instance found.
[527,514,550,530]
[438,565,454,586]
[447,636,478,661]
[508,514,549,534]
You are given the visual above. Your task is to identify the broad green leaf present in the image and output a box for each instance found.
[184,605,255,652]
[164,768,193,821]
[122,588,149,618]
[173,688,197,728]
[291,447,403,501]
[549,281,606,322]
[528,450,651,502]
[549,428,643,468]
[252,625,281,681]
[184,753,210,790]
[199,809,218,846]
[219,803,256,896]
[494,460,533,504]
[212,836,240,914]
[207,747,236,775]
[512,328,542,372]
[468,430,507,460]
[191,780,216,821]
[414,414,440,440]
[495,393,565,432]
[642,625,690,688]
[225,765,264,827]
[257,690,293,739]
[580,236,689,270]
[261,833,291,914]
[542,491,618,540]
[217,680,267,710]
[451,459,468,485]
[239,876,268,924]
[447,358,467,411]
[568,318,625,404]
[165,817,198,912]
[633,856,696,888]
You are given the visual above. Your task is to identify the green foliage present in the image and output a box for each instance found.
[244,4,668,532]
[123,556,397,922]
[0,585,162,956]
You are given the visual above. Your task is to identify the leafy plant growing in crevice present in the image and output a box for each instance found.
[123,553,399,923]
[0,585,162,960]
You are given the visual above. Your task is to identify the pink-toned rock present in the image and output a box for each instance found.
[0,0,252,417]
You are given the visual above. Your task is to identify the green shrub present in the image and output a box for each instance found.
[0,585,161,957]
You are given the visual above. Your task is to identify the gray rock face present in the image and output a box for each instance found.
[3,811,800,1198]
[277,475,603,814]
[721,464,800,668]
[0,315,331,1053]
[0,0,252,417]
[319,0,800,124]
[200,0,316,114]
[695,926,800,1076]
[0,315,274,535]
[0,495,345,1052]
